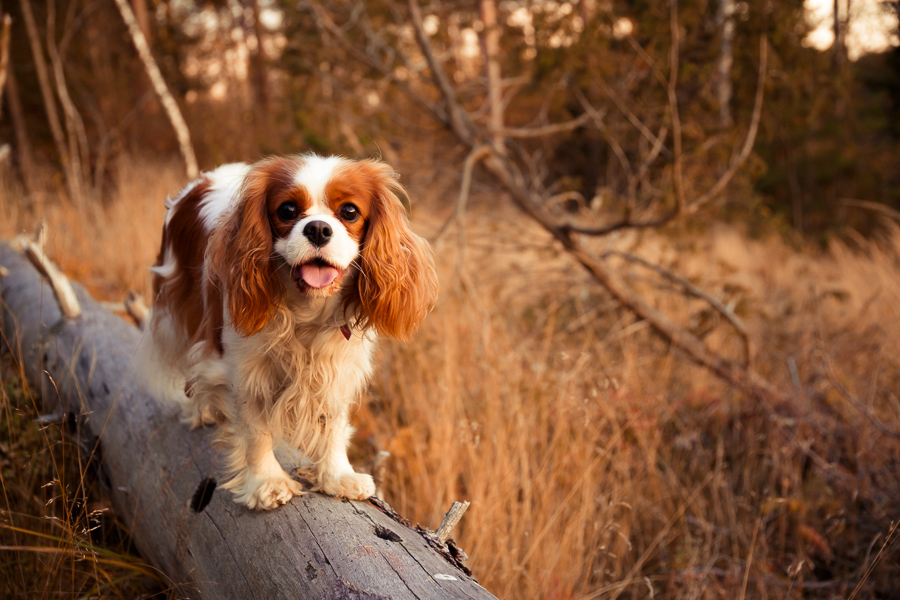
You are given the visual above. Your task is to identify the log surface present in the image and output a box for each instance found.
[0,242,496,600]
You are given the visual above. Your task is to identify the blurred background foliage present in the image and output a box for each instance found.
[1,0,898,241]
[2,2,900,599]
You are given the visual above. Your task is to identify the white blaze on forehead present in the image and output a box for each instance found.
[294,155,347,214]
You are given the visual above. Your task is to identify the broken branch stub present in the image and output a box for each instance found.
[436,501,471,544]
[19,239,82,319]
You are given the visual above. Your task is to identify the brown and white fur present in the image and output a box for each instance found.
[143,155,438,510]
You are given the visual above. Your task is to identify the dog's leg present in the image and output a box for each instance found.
[180,348,228,428]
[313,407,375,500]
[220,420,304,510]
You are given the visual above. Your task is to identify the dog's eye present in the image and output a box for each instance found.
[277,202,299,221]
[339,203,360,223]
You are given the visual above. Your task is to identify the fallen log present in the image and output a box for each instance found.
[0,241,496,600]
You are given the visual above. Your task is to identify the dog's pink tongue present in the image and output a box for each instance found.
[299,263,340,288]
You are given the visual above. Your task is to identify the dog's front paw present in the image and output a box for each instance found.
[233,475,304,510]
[319,472,376,500]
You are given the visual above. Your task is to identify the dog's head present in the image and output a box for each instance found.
[207,155,438,340]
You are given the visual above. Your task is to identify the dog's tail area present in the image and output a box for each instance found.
[133,307,188,405]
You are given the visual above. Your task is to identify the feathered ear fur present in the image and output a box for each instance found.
[207,161,285,337]
[354,162,438,340]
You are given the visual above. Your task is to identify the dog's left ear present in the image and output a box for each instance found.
[354,162,438,340]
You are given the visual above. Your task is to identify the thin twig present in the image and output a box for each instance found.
[601,250,752,368]
[840,198,900,223]
[669,0,686,215]
[308,0,450,128]
[560,34,767,237]
[848,521,900,600]
[594,75,671,159]
[575,89,636,204]
[408,0,475,144]
[825,364,900,440]
[47,6,91,197]
[433,145,490,246]
[496,112,593,138]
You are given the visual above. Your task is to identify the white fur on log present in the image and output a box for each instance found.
[0,242,495,600]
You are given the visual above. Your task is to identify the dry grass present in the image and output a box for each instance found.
[1,160,899,598]
[0,363,167,599]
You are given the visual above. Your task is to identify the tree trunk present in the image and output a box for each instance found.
[0,241,496,600]
[716,0,735,128]
[480,0,504,152]
[833,0,846,68]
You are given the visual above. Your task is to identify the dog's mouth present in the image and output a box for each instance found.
[291,258,344,291]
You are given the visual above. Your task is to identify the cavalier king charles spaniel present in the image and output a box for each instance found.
[144,155,438,510]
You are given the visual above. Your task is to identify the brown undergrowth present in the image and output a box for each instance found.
[0,358,167,598]
[1,158,899,598]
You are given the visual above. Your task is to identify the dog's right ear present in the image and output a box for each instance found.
[207,159,291,337]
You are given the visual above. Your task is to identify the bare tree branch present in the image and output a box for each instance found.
[561,236,780,399]
[496,112,594,138]
[594,75,671,160]
[561,34,767,236]
[407,0,476,144]
[307,0,450,128]
[400,2,782,401]
[574,89,637,207]
[840,198,900,222]
[433,145,491,246]
[826,364,900,440]
[601,249,752,368]
[113,0,198,180]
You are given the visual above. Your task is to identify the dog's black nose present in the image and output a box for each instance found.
[303,220,333,247]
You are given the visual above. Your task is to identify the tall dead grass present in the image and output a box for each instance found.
[1,160,899,598]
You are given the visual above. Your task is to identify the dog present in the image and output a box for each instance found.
[144,154,438,509]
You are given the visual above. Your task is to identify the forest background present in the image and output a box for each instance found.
[1,0,900,598]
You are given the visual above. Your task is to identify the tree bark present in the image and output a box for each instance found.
[0,241,495,600]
